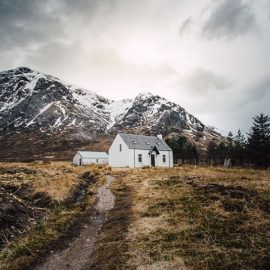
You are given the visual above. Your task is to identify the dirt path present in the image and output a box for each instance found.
[34,175,115,270]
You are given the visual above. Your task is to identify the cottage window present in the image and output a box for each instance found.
[120,144,122,152]
[163,155,166,162]
[138,154,142,162]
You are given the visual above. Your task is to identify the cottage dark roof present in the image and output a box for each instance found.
[119,133,172,151]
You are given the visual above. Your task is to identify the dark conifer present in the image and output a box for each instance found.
[247,113,270,168]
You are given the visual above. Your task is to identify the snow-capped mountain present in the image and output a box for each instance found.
[0,67,220,145]
[114,92,208,134]
[0,67,131,140]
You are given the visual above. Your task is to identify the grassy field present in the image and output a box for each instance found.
[1,164,269,270]
[0,161,108,270]
[92,166,270,270]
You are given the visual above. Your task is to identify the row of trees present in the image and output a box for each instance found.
[166,135,199,165]
[166,113,270,168]
[207,129,246,166]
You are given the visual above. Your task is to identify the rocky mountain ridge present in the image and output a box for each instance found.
[0,67,221,160]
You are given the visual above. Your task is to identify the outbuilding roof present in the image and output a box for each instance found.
[77,151,108,159]
[119,133,172,151]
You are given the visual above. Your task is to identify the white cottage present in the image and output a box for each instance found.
[73,151,108,166]
[109,133,173,168]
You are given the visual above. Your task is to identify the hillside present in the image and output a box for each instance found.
[0,67,222,161]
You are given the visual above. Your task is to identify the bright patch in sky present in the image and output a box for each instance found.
[0,0,269,134]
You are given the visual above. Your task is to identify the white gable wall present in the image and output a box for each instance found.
[170,151,173,167]
[109,134,130,167]
[73,153,81,165]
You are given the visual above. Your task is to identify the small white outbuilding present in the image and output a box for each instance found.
[109,133,173,168]
[73,151,108,166]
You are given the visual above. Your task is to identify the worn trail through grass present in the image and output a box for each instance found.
[34,175,115,270]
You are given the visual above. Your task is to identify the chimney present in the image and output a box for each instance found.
[157,134,163,139]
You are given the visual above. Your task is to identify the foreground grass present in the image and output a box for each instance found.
[1,165,269,270]
[0,162,107,270]
[110,166,270,270]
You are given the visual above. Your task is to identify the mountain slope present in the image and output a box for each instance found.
[0,67,118,139]
[113,92,216,137]
[0,67,221,160]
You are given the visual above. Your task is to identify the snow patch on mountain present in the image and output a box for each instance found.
[105,98,133,129]
[26,102,54,127]
[0,67,222,140]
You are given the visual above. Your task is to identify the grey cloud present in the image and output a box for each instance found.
[0,0,107,51]
[184,69,231,94]
[232,76,270,132]
[201,75,270,132]
[24,41,84,77]
[62,0,101,12]
[0,0,111,75]
[176,71,270,133]
[60,0,109,24]
[179,17,193,36]
[244,74,270,102]
[202,0,257,39]
[0,0,65,50]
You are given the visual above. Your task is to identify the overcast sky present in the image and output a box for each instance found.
[1,0,270,134]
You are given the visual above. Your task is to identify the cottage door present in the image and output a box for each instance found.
[151,154,155,167]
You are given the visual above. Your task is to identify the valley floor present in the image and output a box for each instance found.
[0,164,270,270]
